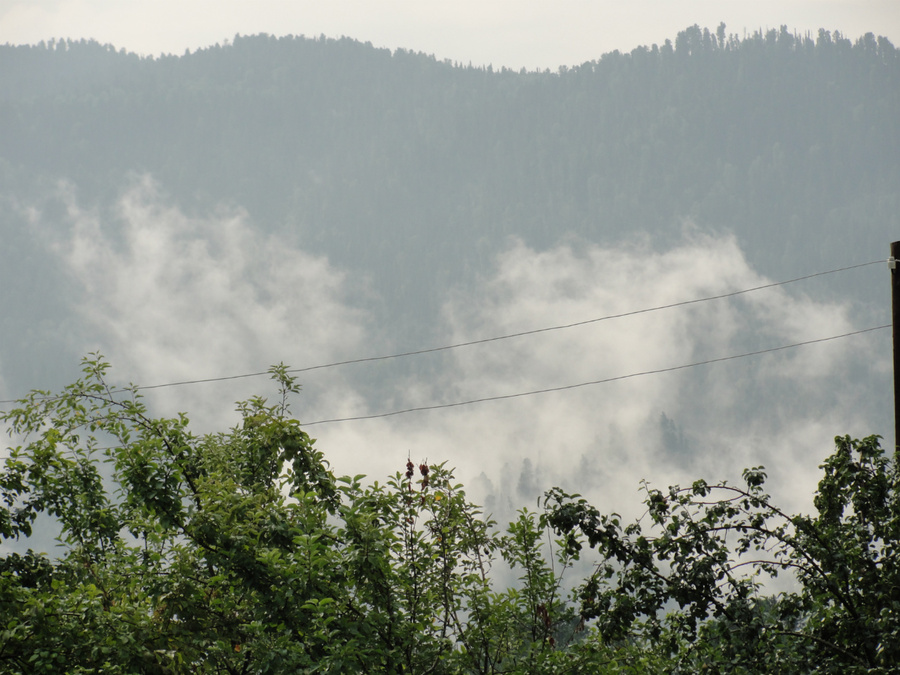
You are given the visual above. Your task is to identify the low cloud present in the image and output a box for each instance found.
[51,176,372,429]
[315,234,888,523]
[42,183,890,526]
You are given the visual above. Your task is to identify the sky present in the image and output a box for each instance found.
[1,0,899,69]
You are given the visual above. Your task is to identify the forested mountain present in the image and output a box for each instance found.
[0,24,896,457]
[2,27,898,355]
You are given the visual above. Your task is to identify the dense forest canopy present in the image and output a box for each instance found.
[1,26,898,364]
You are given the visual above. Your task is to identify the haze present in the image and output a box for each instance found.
[1,20,897,533]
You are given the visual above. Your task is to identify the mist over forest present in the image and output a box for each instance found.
[1,24,898,523]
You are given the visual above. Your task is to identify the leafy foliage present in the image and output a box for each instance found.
[544,435,900,673]
[0,357,601,673]
[2,357,899,672]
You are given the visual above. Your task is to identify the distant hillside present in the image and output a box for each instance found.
[1,25,898,387]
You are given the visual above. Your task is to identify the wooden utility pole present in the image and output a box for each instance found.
[892,241,900,451]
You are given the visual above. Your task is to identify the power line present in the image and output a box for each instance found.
[283,260,883,375]
[0,258,885,407]
[299,325,890,426]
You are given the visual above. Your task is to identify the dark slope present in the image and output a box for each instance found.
[1,26,898,383]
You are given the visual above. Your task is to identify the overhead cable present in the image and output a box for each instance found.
[0,258,885,406]
[284,260,883,376]
[299,325,890,426]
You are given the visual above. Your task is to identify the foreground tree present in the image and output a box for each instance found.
[544,435,900,673]
[0,357,603,673]
[2,356,898,672]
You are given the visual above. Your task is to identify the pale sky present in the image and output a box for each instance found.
[1,0,898,69]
